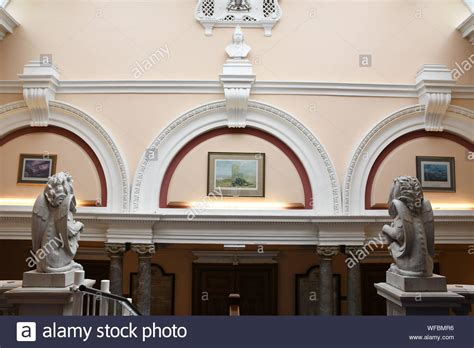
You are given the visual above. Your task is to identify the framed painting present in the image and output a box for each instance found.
[17,154,57,185]
[208,152,265,197]
[416,156,455,192]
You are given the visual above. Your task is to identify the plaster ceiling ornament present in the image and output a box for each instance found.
[195,0,282,36]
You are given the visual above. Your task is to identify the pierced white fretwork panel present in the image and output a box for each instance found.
[195,0,282,36]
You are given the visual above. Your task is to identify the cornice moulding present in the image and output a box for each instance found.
[457,13,474,45]
[1,211,472,245]
[0,7,18,40]
[1,80,473,98]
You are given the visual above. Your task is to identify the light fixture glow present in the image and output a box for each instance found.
[0,198,99,207]
[431,203,474,210]
[186,201,303,210]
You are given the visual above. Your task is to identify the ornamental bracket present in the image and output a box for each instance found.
[415,64,455,132]
[18,61,60,127]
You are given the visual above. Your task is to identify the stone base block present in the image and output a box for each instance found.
[5,279,95,316]
[386,271,447,292]
[375,282,464,316]
[22,270,75,288]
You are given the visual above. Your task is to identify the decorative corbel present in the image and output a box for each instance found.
[220,74,255,128]
[18,61,60,127]
[415,65,455,132]
[219,26,256,128]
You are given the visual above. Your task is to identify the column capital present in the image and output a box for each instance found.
[131,243,156,256]
[316,246,339,259]
[105,243,126,255]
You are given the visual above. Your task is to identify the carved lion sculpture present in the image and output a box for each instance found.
[381,176,435,277]
[32,172,83,273]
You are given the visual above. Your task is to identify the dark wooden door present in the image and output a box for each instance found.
[361,263,389,315]
[193,264,277,315]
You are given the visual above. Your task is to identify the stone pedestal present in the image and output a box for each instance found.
[5,270,95,315]
[375,271,464,315]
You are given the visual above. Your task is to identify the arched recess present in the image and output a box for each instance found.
[343,104,474,214]
[160,127,312,208]
[131,100,341,214]
[0,100,130,212]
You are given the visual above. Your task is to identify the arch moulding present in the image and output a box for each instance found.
[131,100,341,215]
[343,104,474,215]
[0,100,130,212]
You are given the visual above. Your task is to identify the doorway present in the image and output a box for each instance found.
[192,264,277,315]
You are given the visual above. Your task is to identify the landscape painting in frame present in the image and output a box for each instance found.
[416,156,455,192]
[17,154,57,185]
[208,152,265,197]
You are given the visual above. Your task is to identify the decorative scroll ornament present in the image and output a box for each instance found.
[105,243,126,255]
[195,0,282,36]
[19,61,60,127]
[131,243,156,256]
[316,246,340,259]
[219,26,255,128]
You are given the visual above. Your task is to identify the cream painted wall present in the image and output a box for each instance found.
[253,95,418,184]
[54,93,419,189]
[56,93,223,177]
[0,132,101,202]
[371,137,474,206]
[0,94,22,105]
[452,98,474,110]
[1,0,472,84]
[167,134,305,204]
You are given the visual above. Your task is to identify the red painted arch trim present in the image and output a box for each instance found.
[365,130,474,209]
[159,127,313,209]
[0,126,108,207]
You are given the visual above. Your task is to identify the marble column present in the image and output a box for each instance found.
[105,243,126,296]
[316,246,339,315]
[131,243,156,315]
[345,246,362,315]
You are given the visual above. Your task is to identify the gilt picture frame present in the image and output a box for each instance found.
[207,152,265,197]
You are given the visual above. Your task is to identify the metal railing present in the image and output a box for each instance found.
[72,280,141,316]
